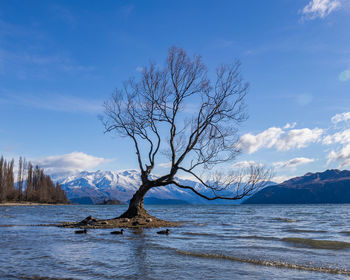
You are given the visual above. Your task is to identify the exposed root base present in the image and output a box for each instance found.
[58,213,180,229]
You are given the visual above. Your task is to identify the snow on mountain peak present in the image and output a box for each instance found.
[57,169,241,205]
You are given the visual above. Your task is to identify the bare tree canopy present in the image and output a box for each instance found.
[102,47,270,218]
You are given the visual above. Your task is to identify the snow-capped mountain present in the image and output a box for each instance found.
[56,169,242,204]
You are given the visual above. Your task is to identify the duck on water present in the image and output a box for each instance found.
[111,229,124,235]
[157,229,170,235]
[75,229,87,234]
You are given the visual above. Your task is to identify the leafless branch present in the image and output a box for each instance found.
[102,46,270,201]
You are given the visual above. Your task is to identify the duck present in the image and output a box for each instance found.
[110,229,124,235]
[157,229,170,235]
[75,229,87,234]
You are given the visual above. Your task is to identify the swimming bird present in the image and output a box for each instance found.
[110,229,124,235]
[157,229,170,235]
[75,229,87,234]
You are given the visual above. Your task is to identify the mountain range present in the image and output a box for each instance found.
[56,169,241,205]
[57,169,350,205]
[244,169,350,204]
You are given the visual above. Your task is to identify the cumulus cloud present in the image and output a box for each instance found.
[239,126,323,154]
[239,127,284,154]
[35,152,112,174]
[327,144,350,167]
[323,129,350,145]
[339,69,350,82]
[324,127,350,167]
[301,0,341,19]
[275,128,323,151]
[331,112,350,124]
[273,157,315,169]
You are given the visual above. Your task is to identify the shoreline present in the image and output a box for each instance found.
[0,202,70,206]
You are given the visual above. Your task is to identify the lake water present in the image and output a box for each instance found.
[1,204,350,279]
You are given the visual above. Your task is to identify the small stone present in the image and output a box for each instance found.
[132,221,139,226]
[101,221,108,225]
[146,218,152,222]
[81,215,92,224]
[123,218,130,223]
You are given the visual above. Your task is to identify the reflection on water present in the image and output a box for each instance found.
[1,204,350,279]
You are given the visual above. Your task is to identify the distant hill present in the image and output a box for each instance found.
[97,199,124,205]
[70,196,94,205]
[244,169,350,204]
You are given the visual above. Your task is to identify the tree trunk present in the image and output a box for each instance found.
[118,183,151,218]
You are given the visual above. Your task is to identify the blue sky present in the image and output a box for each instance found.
[0,0,349,182]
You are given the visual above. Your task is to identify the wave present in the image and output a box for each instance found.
[272,217,297,223]
[285,229,327,234]
[282,237,350,250]
[340,231,350,236]
[234,235,279,241]
[17,275,75,280]
[182,232,219,237]
[181,232,280,241]
[175,249,350,276]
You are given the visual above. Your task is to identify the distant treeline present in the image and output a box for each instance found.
[0,156,68,204]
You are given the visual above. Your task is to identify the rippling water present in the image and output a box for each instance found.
[1,204,350,279]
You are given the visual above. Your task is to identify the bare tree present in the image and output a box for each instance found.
[102,47,270,218]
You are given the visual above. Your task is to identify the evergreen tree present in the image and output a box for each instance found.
[0,157,4,201]
[0,155,69,204]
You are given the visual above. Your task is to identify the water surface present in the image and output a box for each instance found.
[1,204,350,279]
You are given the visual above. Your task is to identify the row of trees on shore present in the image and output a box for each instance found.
[0,156,68,204]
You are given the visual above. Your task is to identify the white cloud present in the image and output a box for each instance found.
[273,157,315,169]
[239,126,323,154]
[332,112,350,124]
[327,143,350,167]
[283,122,297,129]
[239,127,284,154]
[331,112,350,124]
[275,128,323,151]
[325,128,350,167]
[339,69,350,82]
[323,129,350,145]
[35,152,112,174]
[232,161,259,169]
[301,0,341,19]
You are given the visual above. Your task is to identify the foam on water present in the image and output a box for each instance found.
[285,228,328,234]
[175,249,350,276]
